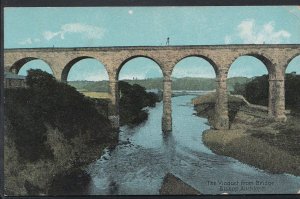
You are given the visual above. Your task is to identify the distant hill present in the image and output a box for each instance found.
[68,77,251,92]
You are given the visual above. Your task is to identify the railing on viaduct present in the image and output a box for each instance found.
[4,45,300,132]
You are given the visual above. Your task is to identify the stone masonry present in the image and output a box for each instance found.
[4,45,300,131]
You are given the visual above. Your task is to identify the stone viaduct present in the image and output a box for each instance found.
[4,45,300,132]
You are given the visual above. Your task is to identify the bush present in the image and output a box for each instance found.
[119,81,160,125]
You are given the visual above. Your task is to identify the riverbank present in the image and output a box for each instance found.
[4,120,118,196]
[193,93,300,176]
[4,70,119,195]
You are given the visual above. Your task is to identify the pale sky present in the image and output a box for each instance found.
[4,6,300,80]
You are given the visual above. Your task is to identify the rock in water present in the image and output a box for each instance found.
[159,173,201,195]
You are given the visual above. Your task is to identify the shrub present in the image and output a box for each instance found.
[119,81,160,125]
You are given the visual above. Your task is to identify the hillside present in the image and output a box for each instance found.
[68,77,251,92]
[4,70,117,195]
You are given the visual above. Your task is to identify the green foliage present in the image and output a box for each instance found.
[285,74,300,110]
[228,77,252,91]
[69,77,250,92]
[245,75,269,106]
[231,82,246,95]
[233,73,300,111]
[5,88,53,162]
[172,77,215,90]
[119,81,160,125]
[5,69,113,162]
[232,75,268,105]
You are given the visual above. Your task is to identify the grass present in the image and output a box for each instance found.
[203,129,300,176]
[250,116,300,157]
[80,91,111,99]
[192,92,245,105]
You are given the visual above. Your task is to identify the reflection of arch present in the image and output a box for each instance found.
[172,55,218,76]
[116,55,163,80]
[10,57,54,74]
[285,53,300,72]
[61,56,108,82]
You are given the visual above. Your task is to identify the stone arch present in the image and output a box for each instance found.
[116,55,163,80]
[229,53,274,76]
[61,56,109,82]
[172,55,218,77]
[10,57,54,75]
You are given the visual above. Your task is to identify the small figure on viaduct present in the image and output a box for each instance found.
[4,45,300,132]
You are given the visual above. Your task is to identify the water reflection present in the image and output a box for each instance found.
[162,132,176,172]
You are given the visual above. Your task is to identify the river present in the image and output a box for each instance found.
[86,95,300,195]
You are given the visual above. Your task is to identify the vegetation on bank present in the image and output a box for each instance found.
[119,81,161,125]
[195,92,300,175]
[232,73,300,113]
[193,73,300,176]
[4,69,118,195]
[192,92,246,125]
[68,76,250,92]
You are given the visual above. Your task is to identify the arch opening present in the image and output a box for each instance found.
[171,56,218,129]
[228,55,269,106]
[172,56,217,91]
[64,57,110,100]
[118,57,164,126]
[10,58,54,76]
[117,55,163,80]
[285,55,300,113]
[173,55,218,76]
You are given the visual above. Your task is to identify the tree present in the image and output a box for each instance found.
[118,81,160,125]
[233,73,300,112]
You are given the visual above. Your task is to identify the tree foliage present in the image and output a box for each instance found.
[233,74,300,112]
[119,81,160,125]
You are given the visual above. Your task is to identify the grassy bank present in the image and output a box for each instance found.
[203,129,300,176]
[193,93,300,176]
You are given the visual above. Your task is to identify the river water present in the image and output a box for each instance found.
[86,95,300,195]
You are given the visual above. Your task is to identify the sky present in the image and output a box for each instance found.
[4,6,300,80]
